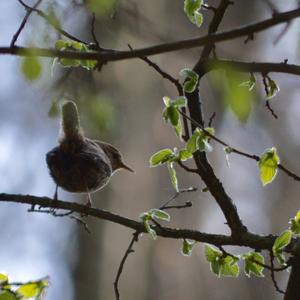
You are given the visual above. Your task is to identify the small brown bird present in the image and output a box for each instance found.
[46,100,134,205]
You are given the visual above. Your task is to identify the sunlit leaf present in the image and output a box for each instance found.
[167,161,178,192]
[272,230,292,265]
[21,56,42,81]
[273,230,292,253]
[0,273,8,284]
[184,0,203,27]
[259,147,280,186]
[243,252,265,277]
[0,291,16,300]
[149,149,174,167]
[178,149,193,161]
[87,0,117,15]
[290,210,300,234]
[182,239,196,256]
[179,68,199,93]
[204,245,222,262]
[149,209,170,222]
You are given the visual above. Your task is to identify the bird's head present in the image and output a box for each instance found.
[101,142,134,173]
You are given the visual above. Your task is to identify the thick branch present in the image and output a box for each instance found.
[201,59,300,76]
[1,7,300,62]
[0,193,277,249]
[187,0,247,237]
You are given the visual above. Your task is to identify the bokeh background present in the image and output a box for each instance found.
[1,0,300,299]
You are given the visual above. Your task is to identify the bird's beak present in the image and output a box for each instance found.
[120,162,135,173]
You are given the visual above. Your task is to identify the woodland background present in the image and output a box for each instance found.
[1,0,300,299]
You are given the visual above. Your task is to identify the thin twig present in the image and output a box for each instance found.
[2,7,300,62]
[162,201,193,210]
[270,251,285,294]
[178,109,300,182]
[12,0,43,47]
[265,100,278,119]
[114,231,139,300]
[159,187,197,209]
[17,0,87,44]
[208,112,216,127]
[90,13,101,50]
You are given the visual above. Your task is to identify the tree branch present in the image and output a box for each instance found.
[1,7,300,62]
[11,0,43,47]
[0,192,278,250]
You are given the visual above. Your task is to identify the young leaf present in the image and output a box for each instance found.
[272,230,292,265]
[219,256,239,278]
[167,161,179,192]
[163,96,171,107]
[266,78,280,99]
[272,230,292,254]
[0,291,16,300]
[0,273,8,284]
[290,210,300,234]
[186,129,200,153]
[259,147,280,186]
[182,239,196,256]
[172,96,187,107]
[179,68,199,93]
[184,0,203,27]
[149,149,174,167]
[21,56,42,81]
[240,73,256,91]
[149,209,170,222]
[17,283,40,299]
[243,252,264,277]
[144,220,157,240]
[178,149,193,161]
[204,245,222,262]
[167,106,180,126]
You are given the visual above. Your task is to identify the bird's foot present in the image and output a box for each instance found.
[50,186,59,213]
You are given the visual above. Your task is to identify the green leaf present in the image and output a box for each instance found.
[55,39,68,50]
[266,78,280,99]
[172,96,187,107]
[149,149,174,167]
[184,0,203,27]
[182,239,196,256]
[290,211,300,234]
[0,291,16,300]
[174,121,183,139]
[186,129,200,153]
[194,11,203,27]
[167,161,179,192]
[178,149,193,161]
[0,273,8,285]
[259,147,280,186]
[180,68,199,93]
[204,245,222,262]
[273,230,292,253]
[219,256,239,278]
[167,106,180,126]
[243,252,264,277]
[144,220,157,240]
[87,0,117,16]
[240,73,256,91]
[149,209,170,222]
[17,283,40,299]
[21,56,42,81]
[272,230,292,265]
[163,96,171,107]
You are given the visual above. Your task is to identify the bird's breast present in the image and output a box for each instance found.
[46,146,112,193]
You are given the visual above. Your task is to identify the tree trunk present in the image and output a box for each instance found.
[284,254,300,300]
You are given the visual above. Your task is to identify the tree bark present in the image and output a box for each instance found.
[284,254,300,300]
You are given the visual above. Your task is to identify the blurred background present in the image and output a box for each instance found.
[1,0,300,299]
